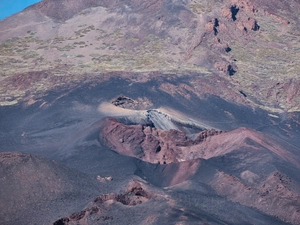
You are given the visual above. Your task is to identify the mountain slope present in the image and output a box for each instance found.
[0,0,300,111]
[1,0,300,224]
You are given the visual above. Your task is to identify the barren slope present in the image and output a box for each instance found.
[0,0,300,111]
[1,0,300,225]
[0,152,104,225]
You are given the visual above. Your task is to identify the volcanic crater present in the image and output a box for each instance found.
[1,0,300,224]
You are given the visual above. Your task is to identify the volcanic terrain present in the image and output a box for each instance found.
[1,0,300,224]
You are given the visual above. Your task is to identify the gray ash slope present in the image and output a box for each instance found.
[0,152,106,225]
[0,77,299,224]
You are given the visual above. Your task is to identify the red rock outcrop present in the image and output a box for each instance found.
[99,118,225,164]
[100,119,300,169]
[53,180,154,225]
[228,0,257,12]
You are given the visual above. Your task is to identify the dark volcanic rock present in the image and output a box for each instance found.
[111,95,153,110]
[210,170,300,225]
[51,174,294,225]
[52,179,155,225]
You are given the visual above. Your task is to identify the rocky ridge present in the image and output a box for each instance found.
[99,118,223,164]
[99,117,300,168]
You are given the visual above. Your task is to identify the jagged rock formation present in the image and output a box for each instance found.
[97,113,300,225]
[100,118,300,168]
[99,118,223,164]
[111,95,153,110]
[53,180,153,225]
